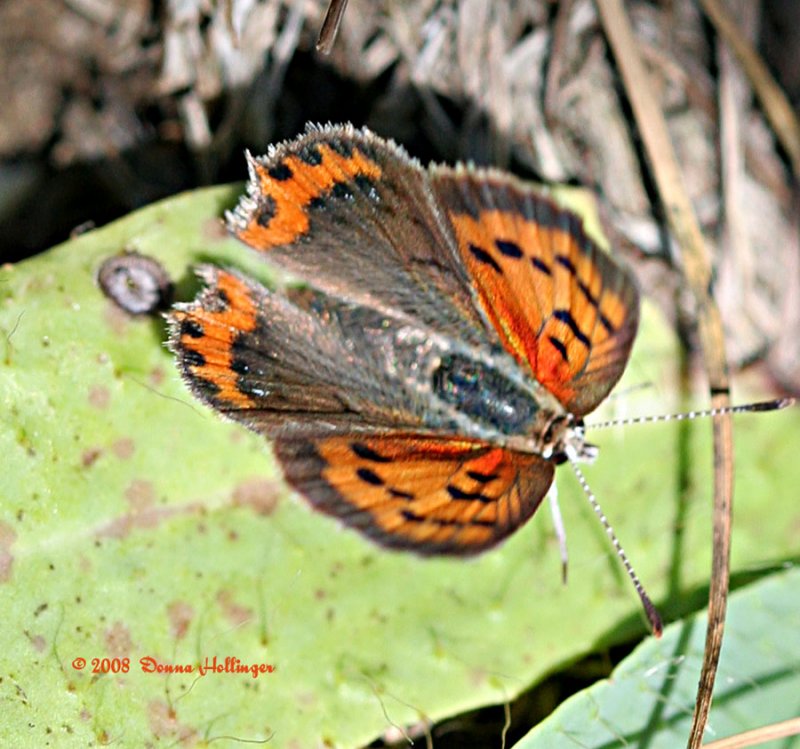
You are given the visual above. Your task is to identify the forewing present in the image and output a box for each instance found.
[226,124,498,350]
[275,432,555,555]
[168,267,432,434]
[432,168,640,416]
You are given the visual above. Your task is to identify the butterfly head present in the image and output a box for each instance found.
[539,414,598,465]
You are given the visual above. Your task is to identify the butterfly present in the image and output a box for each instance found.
[168,123,654,624]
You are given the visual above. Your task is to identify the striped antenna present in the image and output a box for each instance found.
[589,397,794,431]
[568,460,664,637]
[572,395,794,636]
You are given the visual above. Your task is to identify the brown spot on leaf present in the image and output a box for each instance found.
[149,367,164,386]
[97,503,204,539]
[112,438,135,460]
[203,216,227,241]
[102,302,130,337]
[469,667,489,687]
[29,633,47,652]
[296,691,317,708]
[231,477,280,516]
[81,448,102,467]
[88,385,110,410]
[216,590,253,628]
[167,601,194,640]
[104,621,132,658]
[0,522,16,583]
[147,700,196,742]
[124,479,155,511]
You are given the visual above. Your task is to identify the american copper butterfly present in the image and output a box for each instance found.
[169,124,789,635]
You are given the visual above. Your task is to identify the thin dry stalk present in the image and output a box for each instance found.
[594,2,735,747]
[699,0,800,178]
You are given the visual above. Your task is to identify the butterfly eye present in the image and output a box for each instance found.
[536,414,566,460]
[541,414,567,448]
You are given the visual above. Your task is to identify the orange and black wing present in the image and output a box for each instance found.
[275,432,554,555]
[432,169,640,417]
[168,267,554,555]
[226,124,499,351]
[168,267,431,432]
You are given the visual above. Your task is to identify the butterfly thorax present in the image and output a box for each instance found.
[429,350,598,463]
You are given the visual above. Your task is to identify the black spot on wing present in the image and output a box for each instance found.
[447,485,492,503]
[328,139,354,157]
[577,279,599,308]
[268,163,293,181]
[577,279,616,334]
[553,309,590,347]
[351,443,392,463]
[555,255,576,275]
[354,174,380,203]
[255,195,277,226]
[531,257,552,275]
[357,468,384,486]
[469,243,502,273]
[495,239,523,258]
[466,470,499,484]
[298,144,323,165]
[181,320,204,338]
[389,488,415,500]
[548,336,569,362]
[184,349,206,368]
[230,357,250,375]
[331,182,355,201]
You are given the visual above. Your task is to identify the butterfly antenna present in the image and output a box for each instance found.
[546,484,570,584]
[589,397,794,431]
[569,460,663,637]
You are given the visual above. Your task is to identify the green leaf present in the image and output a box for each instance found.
[1,185,797,746]
[513,566,800,748]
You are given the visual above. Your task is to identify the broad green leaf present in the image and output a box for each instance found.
[1,185,797,746]
[513,566,800,748]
